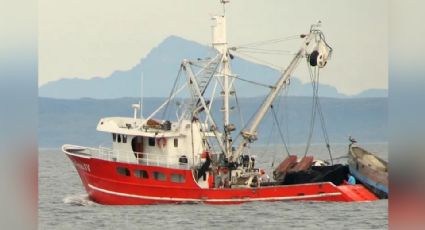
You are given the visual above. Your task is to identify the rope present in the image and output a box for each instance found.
[267,100,279,168]
[227,57,247,147]
[270,104,290,157]
[316,96,333,164]
[270,80,291,167]
[304,62,318,157]
[311,67,333,165]
[235,35,300,48]
[282,84,291,151]
[233,87,246,132]
[162,66,183,120]
[266,119,276,167]
[303,60,333,164]
[236,47,293,53]
[231,51,284,70]
[230,74,274,89]
[232,95,269,144]
[234,48,295,56]
[190,61,273,89]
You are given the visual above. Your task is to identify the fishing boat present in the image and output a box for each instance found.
[63,1,378,205]
[347,143,388,199]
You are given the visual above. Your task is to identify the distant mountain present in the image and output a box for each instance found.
[39,96,387,148]
[355,89,388,98]
[40,36,386,99]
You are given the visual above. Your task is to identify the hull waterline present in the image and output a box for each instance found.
[65,151,378,205]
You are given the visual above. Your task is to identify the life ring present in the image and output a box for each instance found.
[156,137,167,148]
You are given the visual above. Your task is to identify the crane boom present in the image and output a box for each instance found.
[230,49,304,161]
[230,28,331,162]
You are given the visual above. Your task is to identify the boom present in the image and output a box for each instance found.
[230,28,332,161]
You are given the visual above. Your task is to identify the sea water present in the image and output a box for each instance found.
[39,143,388,230]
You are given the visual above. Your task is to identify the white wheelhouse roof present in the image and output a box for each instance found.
[96,117,183,138]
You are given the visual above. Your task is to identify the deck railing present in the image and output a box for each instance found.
[65,144,191,169]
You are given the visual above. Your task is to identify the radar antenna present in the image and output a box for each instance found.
[221,0,229,14]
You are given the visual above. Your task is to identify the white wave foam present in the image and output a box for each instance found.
[63,194,95,206]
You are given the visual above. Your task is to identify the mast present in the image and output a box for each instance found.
[212,0,233,156]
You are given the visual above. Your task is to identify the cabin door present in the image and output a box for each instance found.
[132,136,144,158]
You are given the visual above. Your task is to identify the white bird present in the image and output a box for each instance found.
[349,136,357,144]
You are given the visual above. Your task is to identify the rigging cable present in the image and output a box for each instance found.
[235,47,293,53]
[233,84,246,135]
[229,74,274,89]
[235,35,300,48]
[231,51,284,70]
[304,63,319,156]
[234,49,295,56]
[283,82,291,152]
[313,67,333,165]
[270,80,291,167]
[270,104,290,157]
[190,61,274,89]
[265,101,278,167]
[162,66,183,120]
[304,60,333,164]
[266,119,277,167]
[226,56,247,149]
[232,94,270,144]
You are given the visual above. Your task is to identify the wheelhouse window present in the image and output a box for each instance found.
[112,133,117,142]
[134,169,149,179]
[123,135,127,143]
[117,134,122,143]
[153,171,166,181]
[179,155,188,164]
[170,174,185,183]
[116,167,130,176]
[174,138,178,147]
[148,137,155,146]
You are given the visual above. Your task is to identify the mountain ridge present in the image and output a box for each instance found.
[40,35,387,99]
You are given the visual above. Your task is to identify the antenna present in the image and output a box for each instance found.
[310,20,322,32]
[221,0,229,14]
[140,72,144,119]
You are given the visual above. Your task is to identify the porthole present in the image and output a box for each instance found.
[153,171,166,181]
[134,169,149,179]
[116,167,130,176]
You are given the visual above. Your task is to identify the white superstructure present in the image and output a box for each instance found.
[97,117,211,166]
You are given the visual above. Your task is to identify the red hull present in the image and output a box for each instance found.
[66,153,378,205]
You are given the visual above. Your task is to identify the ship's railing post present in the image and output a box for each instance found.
[89,146,189,169]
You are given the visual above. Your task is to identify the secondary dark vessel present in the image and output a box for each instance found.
[348,144,388,198]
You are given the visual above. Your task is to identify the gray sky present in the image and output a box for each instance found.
[39,0,388,95]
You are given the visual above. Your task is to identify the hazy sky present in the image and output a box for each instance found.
[39,0,388,95]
